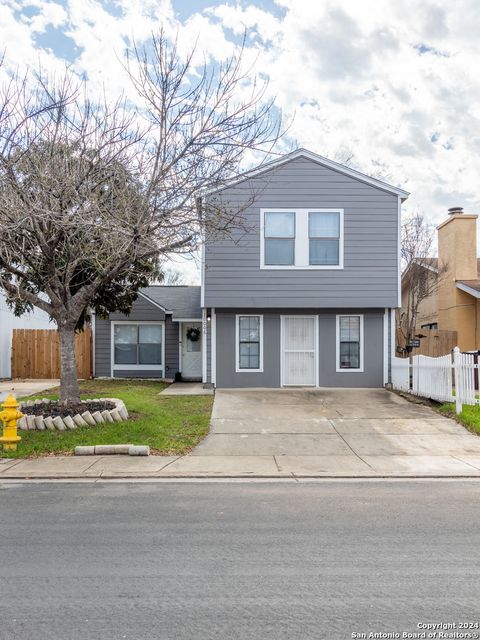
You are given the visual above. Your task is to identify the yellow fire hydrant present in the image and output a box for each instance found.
[0,394,23,451]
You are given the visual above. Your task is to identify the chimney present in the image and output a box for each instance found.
[437,206,478,281]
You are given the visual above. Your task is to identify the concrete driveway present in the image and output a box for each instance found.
[0,379,59,402]
[185,388,480,476]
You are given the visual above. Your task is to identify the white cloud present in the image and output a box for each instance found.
[3,0,480,273]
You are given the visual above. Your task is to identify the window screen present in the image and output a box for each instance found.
[309,211,340,265]
[338,316,361,369]
[238,316,261,369]
[264,212,295,265]
[114,324,162,366]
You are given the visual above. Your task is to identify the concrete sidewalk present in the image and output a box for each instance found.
[2,388,480,478]
[0,379,59,402]
[2,451,480,478]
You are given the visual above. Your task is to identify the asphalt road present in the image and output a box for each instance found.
[1,481,480,640]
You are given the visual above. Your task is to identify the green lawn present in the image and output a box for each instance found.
[439,402,480,435]
[0,379,213,459]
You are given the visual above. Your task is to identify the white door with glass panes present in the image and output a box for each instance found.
[182,323,202,379]
[281,316,317,386]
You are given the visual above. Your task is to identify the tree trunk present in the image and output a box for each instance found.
[58,324,81,405]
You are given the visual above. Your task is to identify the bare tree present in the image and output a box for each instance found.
[397,213,446,352]
[160,267,186,286]
[0,34,281,405]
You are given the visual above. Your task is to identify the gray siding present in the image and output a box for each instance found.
[215,311,280,388]
[165,316,179,377]
[214,309,385,388]
[109,296,165,322]
[94,316,111,377]
[94,296,181,379]
[204,156,399,308]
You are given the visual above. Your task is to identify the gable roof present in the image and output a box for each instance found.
[203,148,410,200]
[408,257,480,275]
[140,286,201,320]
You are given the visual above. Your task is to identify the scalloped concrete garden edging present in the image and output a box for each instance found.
[17,398,129,431]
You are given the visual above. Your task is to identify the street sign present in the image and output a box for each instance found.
[408,338,421,348]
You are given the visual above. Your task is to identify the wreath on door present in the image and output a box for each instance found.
[186,327,201,342]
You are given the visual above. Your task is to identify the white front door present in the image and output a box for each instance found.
[181,322,202,379]
[281,316,317,386]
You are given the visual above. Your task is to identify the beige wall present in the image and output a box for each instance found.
[437,214,478,351]
[400,212,480,352]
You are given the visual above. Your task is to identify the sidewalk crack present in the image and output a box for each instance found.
[157,455,183,471]
[328,419,376,471]
[451,455,480,471]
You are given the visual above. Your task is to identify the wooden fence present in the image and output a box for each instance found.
[396,328,457,358]
[11,328,92,379]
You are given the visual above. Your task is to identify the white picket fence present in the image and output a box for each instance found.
[391,347,478,414]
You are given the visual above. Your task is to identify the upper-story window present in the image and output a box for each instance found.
[309,212,340,266]
[264,212,295,265]
[261,209,343,269]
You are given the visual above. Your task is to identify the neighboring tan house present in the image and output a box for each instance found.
[93,148,409,388]
[400,207,480,353]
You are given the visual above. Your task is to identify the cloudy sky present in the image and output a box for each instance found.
[1,0,479,282]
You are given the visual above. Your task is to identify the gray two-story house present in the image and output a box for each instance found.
[93,149,409,388]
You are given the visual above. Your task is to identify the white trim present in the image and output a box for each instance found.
[137,290,169,313]
[235,314,264,373]
[260,208,344,270]
[202,308,207,383]
[390,308,396,363]
[280,316,284,387]
[111,321,165,375]
[201,148,410,199]
[383,308,388,385]
[178,324,182,374]
[91,311,96,378]
[174,317,202,322]
[211,308,217,386]
[280,315,318,387]
[413,259,439,274]
[456,282,480,298]
[397,196,402,307]
[335,314,364,373]
[200,241,205,308]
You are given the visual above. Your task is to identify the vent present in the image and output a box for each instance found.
[448,206,464,215]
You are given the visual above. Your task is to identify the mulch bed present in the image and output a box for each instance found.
[22,400,116,418]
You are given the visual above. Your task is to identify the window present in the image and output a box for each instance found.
[336,315,363,372]
[421,322,438,331]
[309,212,340,265]
[264,211,295,265]
[261,209,343,269]
[113,323,163,369]
[236,315,263,372]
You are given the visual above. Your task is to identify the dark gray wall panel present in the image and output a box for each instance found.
[165,316,179,377]
[215,311,281,388]
[318,311,384,387]
[113,370,164,379]
[214,309,384,389]
[109,295,165,321]
[204,156,400,308]
[94,317,111,377]
[94,297,180,379]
